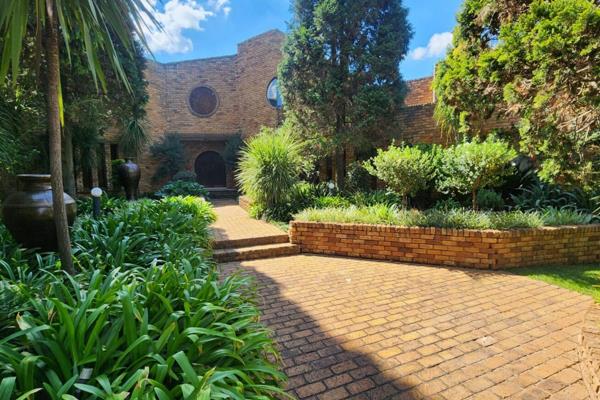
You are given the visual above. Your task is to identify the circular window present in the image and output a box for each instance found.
[189,86,218,117]
[266,78,283,108]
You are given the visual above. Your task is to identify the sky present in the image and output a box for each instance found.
[145,0,464,80]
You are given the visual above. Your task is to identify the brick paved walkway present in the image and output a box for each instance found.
[220,255,592,399]
[210,200,286,243]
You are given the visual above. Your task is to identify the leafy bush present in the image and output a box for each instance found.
[295,204,592,230]
[76,194,128,216]
[477,189,505,211]
[345,161,372,193]
[364,144,435,208]
[511,180,600,216]
[237,126,305,218]
[313,195,352,209]
[155,180,209,199]
[437,136,517,209]
[150,134,185,183]
[350,190,403,207]
[0,197,288,398]
[432,197,463,211]
[172,170,197,182]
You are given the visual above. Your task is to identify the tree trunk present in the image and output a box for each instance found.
[472,190,478,210]
[46,0,75,275]
[62,129,76,196]
[334,148,345,191]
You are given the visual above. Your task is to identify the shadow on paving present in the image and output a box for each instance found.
[224,266,421,400]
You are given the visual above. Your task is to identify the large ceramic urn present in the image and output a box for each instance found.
[117,160,141,201]
[2,174,77,251]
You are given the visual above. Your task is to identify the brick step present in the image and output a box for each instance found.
[212,234,290,250]
[214,243,300,263]
[207,187,238,199]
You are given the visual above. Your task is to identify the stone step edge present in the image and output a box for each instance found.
[212,234,290,250]
[214,243,300,262]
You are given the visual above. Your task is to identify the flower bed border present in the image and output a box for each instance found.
[290,221,600,269]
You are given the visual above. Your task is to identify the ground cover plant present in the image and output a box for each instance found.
[295,204,596,230]
[0,197,288,399]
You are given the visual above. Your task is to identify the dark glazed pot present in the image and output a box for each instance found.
[2,174,76,251]
[117,160,141,200]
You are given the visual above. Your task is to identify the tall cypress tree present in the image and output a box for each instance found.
[279,0,412,188]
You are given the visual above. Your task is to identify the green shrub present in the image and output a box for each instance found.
[432,197,463,211]
[172,170,197,182]
[438,136,517,209]
[350,190,402,207]
[313,195,352,209]
[345,161,372,193]
[237,126,305,218]
[477,189,505,211]
[364,144,435,208]
[76,194,128,216]
[150,134,185,183]
[155,180,209,199]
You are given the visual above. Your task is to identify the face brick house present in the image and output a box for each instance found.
[91,29,513,195]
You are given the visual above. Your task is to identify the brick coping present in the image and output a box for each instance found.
[579,302,600,400]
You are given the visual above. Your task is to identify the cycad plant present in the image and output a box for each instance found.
[0,0,158,274]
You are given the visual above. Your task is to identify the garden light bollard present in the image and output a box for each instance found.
[91,187,102,219]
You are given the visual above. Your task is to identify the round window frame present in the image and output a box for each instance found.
[266,77,282,109]
[188,85,220,118]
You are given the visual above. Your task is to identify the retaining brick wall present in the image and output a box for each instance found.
[290,221,600,269]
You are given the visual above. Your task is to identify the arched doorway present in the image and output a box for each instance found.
[195,151,226,187]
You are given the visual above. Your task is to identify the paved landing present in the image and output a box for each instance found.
[210,200,287,244]
[221,255,592,400]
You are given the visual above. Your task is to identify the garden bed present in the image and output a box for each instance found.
[290,221,600,269]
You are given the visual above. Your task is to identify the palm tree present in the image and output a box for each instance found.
[0,0,157,274]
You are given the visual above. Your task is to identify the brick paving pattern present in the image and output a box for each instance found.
[220,255,592,399]
[210,200,286,243]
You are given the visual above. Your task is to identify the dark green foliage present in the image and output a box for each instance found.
[155,181,209,199]
[434,0,600,188]
[150,134,185,183]
[172,170,197,182]
[279,0,413,186]
[350,190,403,207]
[0,197,288,398]
[345,161,373,193]
[223,134,242,167]
[76,195,128,216]
[432,198,463,212]
[511,180,600,216]
[313,196,352,209]
[477,189,505,211]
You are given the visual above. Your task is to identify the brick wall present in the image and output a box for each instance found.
[290,221,600,269]
[236,30,285,138]
[130,30,285,193]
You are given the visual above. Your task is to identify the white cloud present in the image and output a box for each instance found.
[409,32,453,61]
[142,0,232,54]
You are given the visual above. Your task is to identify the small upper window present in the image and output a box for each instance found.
[266,78,283,108]
[189,86,218,117]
